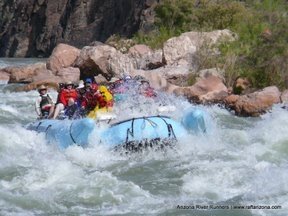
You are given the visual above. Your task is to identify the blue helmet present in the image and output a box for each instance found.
[85,78,92,84]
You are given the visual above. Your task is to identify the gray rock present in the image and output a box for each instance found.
[163,29,237,68]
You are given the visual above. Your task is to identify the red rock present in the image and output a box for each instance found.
[232,86,281,116]
[46,44,80,73]
[4,63,46,83]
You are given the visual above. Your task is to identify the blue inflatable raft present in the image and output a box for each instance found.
[26,109,207,150]
[101,116,187,151]
[26,118,95,149]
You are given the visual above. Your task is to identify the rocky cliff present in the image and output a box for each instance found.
[0,0,156,57]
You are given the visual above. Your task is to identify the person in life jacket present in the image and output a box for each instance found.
[81,79,108,114]
[52,81,79,119]
[138,80,157,97]
[97,85,114,111]
[35,85,55,119]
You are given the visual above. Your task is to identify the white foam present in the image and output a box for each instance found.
[0,104,19,115]
[1,84,288,214]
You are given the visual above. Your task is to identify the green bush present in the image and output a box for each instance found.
[133,27,175,49]
[243,0,288,89]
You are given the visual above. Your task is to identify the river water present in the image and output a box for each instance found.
[0,59,287,216]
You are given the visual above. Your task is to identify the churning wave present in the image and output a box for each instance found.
[0,58,288,215]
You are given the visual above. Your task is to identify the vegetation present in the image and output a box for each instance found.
[133,0,288,89]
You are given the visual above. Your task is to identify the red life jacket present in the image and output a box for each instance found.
[59,89,78,107]
[82,91,107,110]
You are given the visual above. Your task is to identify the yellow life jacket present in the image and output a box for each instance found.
[87,85,114,119]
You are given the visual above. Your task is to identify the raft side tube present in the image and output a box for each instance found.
[100,116,188,148]
[26,118,95,149]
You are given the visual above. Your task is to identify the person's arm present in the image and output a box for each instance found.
[35,97,42,116]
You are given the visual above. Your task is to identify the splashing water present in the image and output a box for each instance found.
[0,59,288,215]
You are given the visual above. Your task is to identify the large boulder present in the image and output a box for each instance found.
[46,44,80,73]
[163,35,195,67]
[173,75,228,103]
[2,63,46,83]
[74,44,134,80]
[128,44,163,70]
[225,86,281,117]
[163,29,236,67]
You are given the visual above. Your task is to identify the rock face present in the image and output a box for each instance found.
[0,0,155,57]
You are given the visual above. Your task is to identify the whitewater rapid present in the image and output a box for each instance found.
[0,59,288,216]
